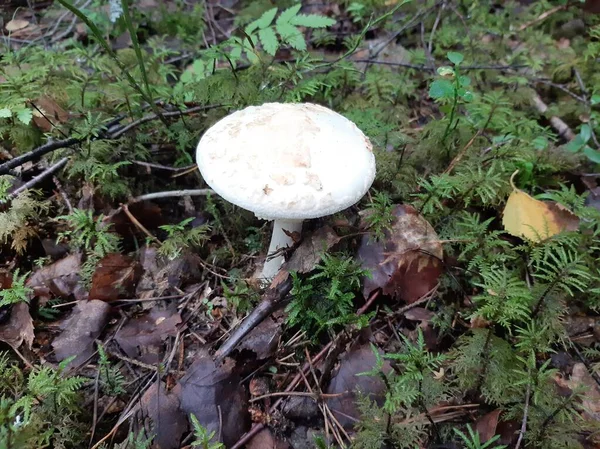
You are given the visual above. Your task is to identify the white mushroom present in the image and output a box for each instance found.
[196,102,376,281]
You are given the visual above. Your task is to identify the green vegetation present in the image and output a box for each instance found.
[1,0,600,447]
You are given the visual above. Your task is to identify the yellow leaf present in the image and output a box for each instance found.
[502,170,579,242]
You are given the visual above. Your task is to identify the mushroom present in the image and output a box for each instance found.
[196,102,376,281]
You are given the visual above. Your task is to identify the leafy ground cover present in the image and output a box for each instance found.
[1,0,600,448]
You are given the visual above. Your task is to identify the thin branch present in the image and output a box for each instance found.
[0,137,79,176]
[531,91,575,141]
[514,371,532,449]
[109,104,225,138]
[9,157,69,198]
[131,189,213,203]
[517,4,567,31]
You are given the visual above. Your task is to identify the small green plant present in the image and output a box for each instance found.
[97,343,125,396]
[286,253,371,338]
[364,191,395,240]
[429,51,472,146]
[454,424,506,449]
[222,280,260,315]
[0,269,31,307]
[189,414,224,449]
[0,188,47,254]
[158,218,210,260]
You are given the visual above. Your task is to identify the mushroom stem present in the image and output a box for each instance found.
[260,219,303,280]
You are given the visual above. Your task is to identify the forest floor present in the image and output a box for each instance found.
[1,0,600,448]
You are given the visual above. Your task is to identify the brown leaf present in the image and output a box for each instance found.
[238,314,282,360]
[137,381,187,449]
[27,253,84,301]
[584,0,600,13]
[326,344,392,428]
[0,303,34,349]
[115,307,182,364]
[246,428,290,449]
[358,204,443,303]
[476,409,502,443]
[5,19,30,31]
[31,96,68,132]
[282,225,341,274]
[178,355,249,447]
[557,363,600,421]
[52,300,111,369]
[89,253,142,301]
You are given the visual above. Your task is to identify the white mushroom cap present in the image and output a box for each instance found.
[196,102,375,220]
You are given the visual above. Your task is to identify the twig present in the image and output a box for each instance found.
[533,78,589,105]
[249,391,344,403]
[514,371,532,449]
[53,176,73,213]
[443,130,482,175]
[110,104,224,138]
[531,92,575,141]
[428,1,446,55]
[130,161,196,172]
[214,275,293,362]
[9,157,69,199]
[352,60,527,71]
[0,138,79,176]
[121,203,161,244]
[130,189,213,203]
[517,5,567,31]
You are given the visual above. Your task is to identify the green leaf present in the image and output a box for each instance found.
[258,27,279,56]
[16,108,33,125]
[429,79,454,100]
[277,3,302,25]
[246,7,277,33]
[591,94,600,105]
[532,136,548,150]
[447,51,464,65]
[0,108,12,118]
[564,135,586,152]
[276,22,306,50]
[580,124,592,143]
[583,146,600,163]
[459,75,471,87]
[290,14,336,28]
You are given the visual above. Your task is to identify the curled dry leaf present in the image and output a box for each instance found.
[281,225,341,275]
[5,19,30,32]
[52,300,111,369]
[325,344,392,428]
[114,307,182,364]
[89,253,142,301]
[358,204,443,303]
[27,253,84,302]
[237,314,282,360]
[475,409,502,443]
[246,428,290,449]
[502,172,579,242]
[137,381,187,449]
[31,96,69,132]
[0,303,34,349]
[178,355,249,447]
[555,363,600,422]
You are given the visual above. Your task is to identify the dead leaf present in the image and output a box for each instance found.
[89,253,142,301]
[584,0,600,13]
[0,303,34,349]
[476,409,502,443]
[282,225,341,274]
[137,381,187,449]
[326,344,392,428]
[115,307,182,364]
[556,363,600,421]
[5,19,30,32]
[31,96,68,132]
[404,307,435,322]
[27,253,84,301]
[358,204,443,303]
[237,314,282,360]
[52,300,111,369]
[502,172,579,242]
[246,428,290,449]
[178,355,249,447]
